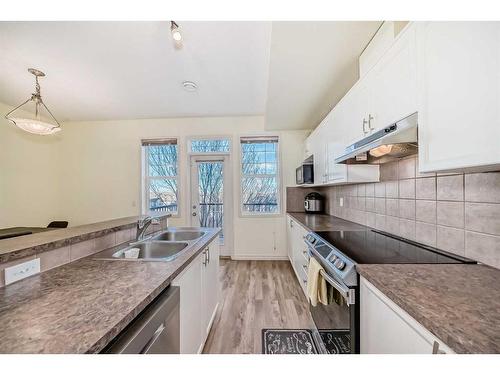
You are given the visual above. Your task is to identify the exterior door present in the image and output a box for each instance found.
[190,155,232,256]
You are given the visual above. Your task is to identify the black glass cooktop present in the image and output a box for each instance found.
[315,229,476,265]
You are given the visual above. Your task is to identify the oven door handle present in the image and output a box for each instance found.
[319,269,356,306]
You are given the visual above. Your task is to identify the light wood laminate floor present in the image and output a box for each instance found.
[203,259,314,354]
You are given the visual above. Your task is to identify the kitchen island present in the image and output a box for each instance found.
[0,227,220,353]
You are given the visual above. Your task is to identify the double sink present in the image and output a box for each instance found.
[94,228,206,262]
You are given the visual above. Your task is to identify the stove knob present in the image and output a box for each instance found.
[330,254,337,262]
[334,259,346,270]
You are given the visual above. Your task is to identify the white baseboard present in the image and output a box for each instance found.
[230,254,288,260]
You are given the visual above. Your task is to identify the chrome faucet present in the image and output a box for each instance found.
[136,216,160,241]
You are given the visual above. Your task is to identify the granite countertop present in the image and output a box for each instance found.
[287,212,367,232]
[358,264,500,354]
[0,228,220,354]
[0,214,170,263]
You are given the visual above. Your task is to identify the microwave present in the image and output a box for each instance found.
[296,164,314,185]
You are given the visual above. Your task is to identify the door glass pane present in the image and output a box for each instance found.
[197,161,224,244]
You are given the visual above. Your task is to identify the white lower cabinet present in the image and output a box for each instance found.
[201,241,220,337]
[172,239,220,354]
[286,215,309,298]
[360,277,454,354]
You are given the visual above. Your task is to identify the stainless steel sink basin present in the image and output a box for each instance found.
[94,227,213,262]
[110,241,188,261]
[153,230,205,242]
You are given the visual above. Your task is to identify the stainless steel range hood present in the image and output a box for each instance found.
[335,112,418,164]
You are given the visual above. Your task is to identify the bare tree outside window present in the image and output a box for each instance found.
[190,139,230,153]
[240,137,279,214]
[144,141,179,214]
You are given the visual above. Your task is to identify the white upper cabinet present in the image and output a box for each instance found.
[416,22,500,173]
[342,78,371,145]
[303,23,418,186]
[359,22,396,77]
[369,23,417,132]
[330,23,418,147]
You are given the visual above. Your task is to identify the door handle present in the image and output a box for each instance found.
[140,323,165,354]
[319,268,355,305]
[368,114,375,130]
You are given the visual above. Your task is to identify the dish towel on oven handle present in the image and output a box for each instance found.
[307,257,328,306]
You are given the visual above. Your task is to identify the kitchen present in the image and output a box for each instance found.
[0,3,499,373]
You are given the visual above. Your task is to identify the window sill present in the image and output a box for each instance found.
[239,212,284,219]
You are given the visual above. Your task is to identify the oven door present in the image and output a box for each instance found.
[309,263,356,354]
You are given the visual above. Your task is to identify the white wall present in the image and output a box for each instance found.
[0,102,62,228]
[58,115,308,259]
[0,101,307,259]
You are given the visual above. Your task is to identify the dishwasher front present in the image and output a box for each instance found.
[103,286,180,354]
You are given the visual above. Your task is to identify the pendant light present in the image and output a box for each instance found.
[170,21,183,49]
[5,68,61,135]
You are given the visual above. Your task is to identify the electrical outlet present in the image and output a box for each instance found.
[339,197,344,207]
[4,258,40,285]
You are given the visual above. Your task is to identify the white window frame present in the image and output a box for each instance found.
[141,138,181,217]
[239,135,282,217]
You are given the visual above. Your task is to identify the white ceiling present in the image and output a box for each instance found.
[0,21,272,122]
[266,21,382,130]
[0,21,381,129]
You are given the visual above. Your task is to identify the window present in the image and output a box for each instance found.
[189,138,230,153]
[142,139,179,215]
[240,136,280,215]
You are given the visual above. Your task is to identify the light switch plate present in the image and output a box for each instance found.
[339,197,344,207]
[4,258,40,285]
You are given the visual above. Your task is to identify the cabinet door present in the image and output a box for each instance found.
[312,124,327,185]
[286,216,294,262]
[343,81,371,145]
[201,241,220,338]
[417,21,500,172]
[172,252,203,354]
[369,23,417,132]
[360,277,454,354]
[292,221,309,296]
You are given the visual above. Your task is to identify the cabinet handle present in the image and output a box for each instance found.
[207,248,210,264]
[362,118,368,134]
[368,114,374,130]
[202,249,209,266]
[290,220,293,228]
[432,341,445,354]
[303,279,307,285]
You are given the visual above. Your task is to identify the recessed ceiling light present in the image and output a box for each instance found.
[182,81,197,92]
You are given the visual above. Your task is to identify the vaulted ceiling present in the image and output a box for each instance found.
[0,21,381,130]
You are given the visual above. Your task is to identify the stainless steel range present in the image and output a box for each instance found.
[304,228,476,354]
